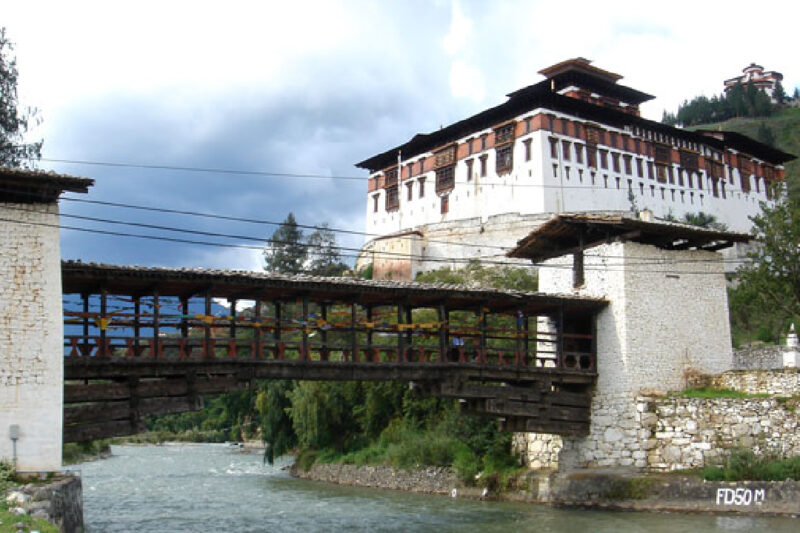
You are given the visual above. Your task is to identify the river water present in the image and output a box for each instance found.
[73,444,797,532]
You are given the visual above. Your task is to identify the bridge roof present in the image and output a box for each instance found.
[62,261,607,315]
[0,167,93,203]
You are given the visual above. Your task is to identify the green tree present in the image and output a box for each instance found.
[306,224,349,276]
[681,211,727,231]
[264,213,307,274]
[0,27,41,167]
[256,381,297,464]
[772,81,786,105]
[736,198,800,321]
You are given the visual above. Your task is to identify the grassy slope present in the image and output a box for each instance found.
[688,107,800,198]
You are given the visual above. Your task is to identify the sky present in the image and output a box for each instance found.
[4,0,797,271]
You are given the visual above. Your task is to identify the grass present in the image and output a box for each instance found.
[699,449,800,481]
[675,387,770,399]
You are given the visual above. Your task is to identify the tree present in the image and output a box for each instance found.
[263,213,307,274]
[735,198,800,321]
[681,212,727,231]
[772,81,786,105]
[306,224,348,276]
[0,27,41,167]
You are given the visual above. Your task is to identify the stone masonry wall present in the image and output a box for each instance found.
[732,345,790,370]
[709,369,800,396]
[0,202,64,470]
[526,241,732,471]
[642,396,800,471]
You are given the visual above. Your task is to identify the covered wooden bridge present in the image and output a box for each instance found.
[62,261,606,442]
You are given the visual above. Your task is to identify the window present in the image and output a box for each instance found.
[561,140,571,161]
[406,181,413,201]
[385,167,398,187]
[611,153,620,173]
[553,164,558,178]
[494,123,515,145]
[523,139,532,162]
[549,137,559,158]
[385,186,399,211]
[496,144,513,174]
[635,158,643,177]
[623,155,632,175]
[575,144,584,164]
[587,147,597,168]
[466,158,474,181]
[467,138,474,156]
[524,117,532,134]
[435,165,455,193]
[479,155,488,177]
[440,195,449,214]
[599,150,608,169]
[609,131,618,148]
[647,162,654,180]
[372,194,379,213]
[418,177,425,198]
[655,164,668,183]
[480,134,488,151]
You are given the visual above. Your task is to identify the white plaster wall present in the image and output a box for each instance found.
[530,240,734,469]
[365,108,775,240]
[0,202,63,471]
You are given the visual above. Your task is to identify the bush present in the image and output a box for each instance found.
[700,449,800,481]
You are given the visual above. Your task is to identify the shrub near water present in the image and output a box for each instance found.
[700,449,800,481]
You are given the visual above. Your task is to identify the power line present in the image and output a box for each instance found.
[0,215,745,275]
[1,201,749,267]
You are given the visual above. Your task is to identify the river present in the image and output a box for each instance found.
[72,444,797,532]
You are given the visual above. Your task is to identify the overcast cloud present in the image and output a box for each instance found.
[4,0,797,270]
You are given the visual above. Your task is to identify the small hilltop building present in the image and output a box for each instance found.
[724,63,784,103]
[356,58,794,280]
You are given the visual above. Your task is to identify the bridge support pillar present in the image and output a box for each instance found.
[516,240,733,471]
[0,170,92,471]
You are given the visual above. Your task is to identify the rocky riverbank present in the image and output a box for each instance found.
[4,474,83,532]
[292,462,800,516]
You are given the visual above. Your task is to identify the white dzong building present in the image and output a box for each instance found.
[356,58,794,280]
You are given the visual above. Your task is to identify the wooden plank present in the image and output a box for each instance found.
[65,377,245,403]
[64,401,130,424]
[63,419,144,443]
[138,396,202,418]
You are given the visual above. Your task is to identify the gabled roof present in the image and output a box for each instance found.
[507,212,751,263]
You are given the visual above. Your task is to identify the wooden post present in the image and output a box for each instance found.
[366,306,374,351]
[515,311,523,365]
[397,303,405,362]
[82,292,90,356]
[557,305,565,368]
[254,299,262,359]
[302,296,309,360]
[479,306,487,362]
[437,305,447,362]
[152,292,160,358]
[180,296,189,339]
[405,305,413,360]
[523,314,530,365]
[229,299,238,358]
[351,303,358,361]
[204,291,212,359]
[99,289,107,357]
[133,296,141,357]
[320,302,328,360]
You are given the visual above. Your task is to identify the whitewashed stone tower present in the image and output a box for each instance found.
[0,169,92,471]
[508,212,747,469]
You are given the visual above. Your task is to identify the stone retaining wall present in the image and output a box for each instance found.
[732,345,789,370]
[5,474,83,532]
[643,396,800,471]
[291,463,458,495]
[707,369,800,396]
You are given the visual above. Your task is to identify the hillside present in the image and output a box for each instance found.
[688,107,800,198]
